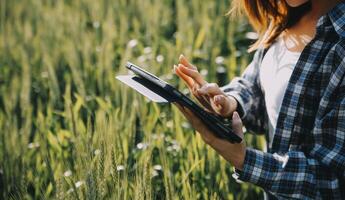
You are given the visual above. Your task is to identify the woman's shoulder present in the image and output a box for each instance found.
[332,39,345,69]
[327,2,345,38]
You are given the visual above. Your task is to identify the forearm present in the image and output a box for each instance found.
[209,138,246,170]
[233,148,344,199]
[221,76,268,134]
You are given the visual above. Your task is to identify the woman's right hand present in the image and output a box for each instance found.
[173,54,238,117]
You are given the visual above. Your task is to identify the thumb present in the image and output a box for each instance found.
[214,95,231,117]
[232,112,243,138]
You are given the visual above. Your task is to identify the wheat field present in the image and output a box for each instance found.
[0,0,266,199]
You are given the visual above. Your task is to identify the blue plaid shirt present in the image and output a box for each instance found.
[222,3,345,199]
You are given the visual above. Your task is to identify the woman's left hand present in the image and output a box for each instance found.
[174,103,246,170]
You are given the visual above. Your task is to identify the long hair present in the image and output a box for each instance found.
[230,0,312,52]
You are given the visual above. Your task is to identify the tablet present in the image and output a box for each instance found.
[116,62,242,143]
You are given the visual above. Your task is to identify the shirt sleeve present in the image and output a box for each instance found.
[221,49,268,134]
[234,56,345,199]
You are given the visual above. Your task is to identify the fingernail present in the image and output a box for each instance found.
[178,64,187,70]
[197,89,203,95]
[179,54,184,59]
[214,96,221,102]
[232,111,240,120]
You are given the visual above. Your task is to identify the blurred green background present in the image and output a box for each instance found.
[0,0,266,199]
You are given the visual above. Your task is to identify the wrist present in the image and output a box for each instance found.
[224,96,238,117]
[229,96,238,111]
[217,142,246,170]
[229,95,246,118]
[233,147,246,170]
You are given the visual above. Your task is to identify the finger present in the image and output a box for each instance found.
[174,65,194,88]
[214,95,225,106]
[197,83,224,96]
[179,54,197,70]
[180,107,197,126]
[183,107,217,145]
[173,102,194,120]
[196,95,213,112]
[182,107,197,123]
[232,112,243,138]
[191,85,213,111]
[178,64,207,86]
[213,95,231,116]
[191,84,203,100]
[173,103,192,121]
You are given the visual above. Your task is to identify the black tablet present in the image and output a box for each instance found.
[116,62,242,143]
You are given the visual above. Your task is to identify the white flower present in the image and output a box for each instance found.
[166,120,173,128]
[172,144,180,151]
[143,47,152,54]
[182,122,191,129]
[127,39,138,48]
[215,56,225,65]
[136,142,149,150]
[216,66,226,73]
[167,146,173,152]
[67,188,74,194]
[75,181,84,188]
[138,55,147,63]
[116,165,125,171]
[94,149,101,155]
[93,21,100,29]
[200,69,208,76]
[28,142,40,149]
[245,32,259,40]
[64,170,72,177]
[156,55,164,63]
[153,165,162,171]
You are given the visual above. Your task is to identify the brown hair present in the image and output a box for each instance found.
[229,0,311,52]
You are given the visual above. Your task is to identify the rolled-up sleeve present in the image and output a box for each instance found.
[221,49,268,134]
[233,57,345,199]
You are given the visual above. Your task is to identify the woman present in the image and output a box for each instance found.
[174,0,345,199]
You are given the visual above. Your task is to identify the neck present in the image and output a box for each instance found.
[306,0,343,21]
[282,0,343,52]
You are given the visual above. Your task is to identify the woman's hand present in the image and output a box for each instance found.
[174,55,238,117]
[174,103,246,170]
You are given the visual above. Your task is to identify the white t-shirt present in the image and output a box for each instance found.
[259,38,301,148]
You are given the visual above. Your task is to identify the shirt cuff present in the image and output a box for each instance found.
[232,148,267,185]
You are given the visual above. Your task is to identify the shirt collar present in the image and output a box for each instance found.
[327,2,345,37]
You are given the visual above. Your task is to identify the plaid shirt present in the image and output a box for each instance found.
[221,3,345,199]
